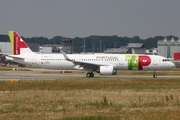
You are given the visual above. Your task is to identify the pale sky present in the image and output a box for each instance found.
[0,0,180,39]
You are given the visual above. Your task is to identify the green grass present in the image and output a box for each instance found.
[61,116,120,120]
[0,77,180,119]
[1,78,180,91]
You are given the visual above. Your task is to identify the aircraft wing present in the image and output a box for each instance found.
[61,50,109,71]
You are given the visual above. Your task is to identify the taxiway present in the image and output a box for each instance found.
[0,70,180,81]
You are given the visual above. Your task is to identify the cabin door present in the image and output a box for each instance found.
[119,58,123,65]
[153,58,158,65]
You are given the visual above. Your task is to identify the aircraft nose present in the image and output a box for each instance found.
[170,62,175,68]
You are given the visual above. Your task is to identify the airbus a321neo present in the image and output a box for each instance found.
[6,31,175,78]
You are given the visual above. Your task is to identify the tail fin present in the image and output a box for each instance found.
[8,31,34,55]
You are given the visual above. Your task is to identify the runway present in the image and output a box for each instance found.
[0,69,180,81]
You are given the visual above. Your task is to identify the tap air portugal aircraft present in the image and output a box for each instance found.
[6,31,175,78]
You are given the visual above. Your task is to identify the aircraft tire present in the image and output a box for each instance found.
[86,73,94,77]
[153,74,157,78]
[90,73,94,77]
[86,73,90,77]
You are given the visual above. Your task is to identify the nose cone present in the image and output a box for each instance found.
[169,62,175,69]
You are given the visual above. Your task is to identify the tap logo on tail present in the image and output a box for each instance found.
[9,31,28,55]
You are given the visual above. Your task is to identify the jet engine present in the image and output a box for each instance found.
[99,66,117,75]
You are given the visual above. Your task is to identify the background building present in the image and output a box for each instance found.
[0,42,11,55]
[61,39,73,54]
[158,38,180,58]
[39,39,73,54]
[0,42,39,55]
[104,43,146,54]
[104,47,131,54]
[146,48,158,55]
[127,43,146,54]
[39,45,61,53]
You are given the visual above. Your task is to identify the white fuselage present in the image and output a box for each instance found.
[7,53,175,71]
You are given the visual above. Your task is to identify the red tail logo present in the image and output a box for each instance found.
[13,32,28,55]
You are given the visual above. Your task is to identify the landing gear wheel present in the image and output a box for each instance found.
[86,72,94,78]
[90,73,94,77]
[153,74,157,78]
[86,73,91,77]
[153,71,157,78]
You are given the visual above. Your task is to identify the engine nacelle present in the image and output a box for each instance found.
[100,66,117,75]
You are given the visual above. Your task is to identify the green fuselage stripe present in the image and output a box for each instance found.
[126,55,138,70]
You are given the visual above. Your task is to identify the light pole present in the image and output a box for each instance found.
[84,38,86,52]
[114,42,116,49]
[100,40,102,53]
[81,46,83,53]
[5,43,6,55]
[103,44,105,52]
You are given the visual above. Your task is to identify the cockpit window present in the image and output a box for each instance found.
[162,59,170,62]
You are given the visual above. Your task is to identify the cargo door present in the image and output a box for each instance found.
[32,55,37,66]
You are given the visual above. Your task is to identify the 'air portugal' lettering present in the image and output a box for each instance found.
[14,32,20,55]
[13,32,28,55]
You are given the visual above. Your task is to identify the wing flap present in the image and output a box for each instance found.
[73,61,100,71]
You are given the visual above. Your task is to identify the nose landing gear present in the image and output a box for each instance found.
[153,71,157,78]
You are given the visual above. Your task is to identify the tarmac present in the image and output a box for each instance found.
[0,68,180,81]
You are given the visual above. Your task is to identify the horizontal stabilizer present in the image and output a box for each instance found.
[6,55,24,60]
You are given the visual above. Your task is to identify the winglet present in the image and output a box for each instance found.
[60,50,73,62]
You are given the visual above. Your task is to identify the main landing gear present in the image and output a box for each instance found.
[153,71,157,78]
[86,72,94,78]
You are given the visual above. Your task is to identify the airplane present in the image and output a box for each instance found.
[6,31,175,78]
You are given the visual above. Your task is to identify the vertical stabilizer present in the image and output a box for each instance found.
[8,31,34,55]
